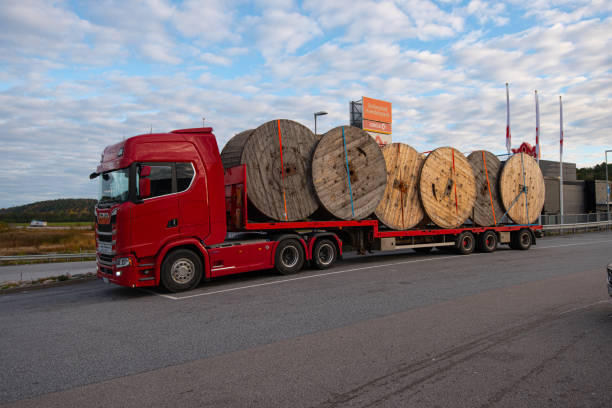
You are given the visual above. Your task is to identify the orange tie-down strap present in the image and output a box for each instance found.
[451,149,458,215]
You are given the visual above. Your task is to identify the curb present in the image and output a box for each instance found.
[0,275,98,295]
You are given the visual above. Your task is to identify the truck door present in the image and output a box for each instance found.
[177,162,210,240]
[131,163,179,258]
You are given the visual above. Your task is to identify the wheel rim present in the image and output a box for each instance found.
[486,235,494,248]
[463,236,473,249]
[170,258,195,284]
[521,233,530,246]
[317,243,334,265]
[281,245,299,268]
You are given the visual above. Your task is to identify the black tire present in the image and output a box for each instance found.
[275,239,305,275]
[456,231,475,255]
[514,229,532,250]
[478,231,497,253]
[160,249,203,292]
[312,239,337,270]
[413,247,433,254]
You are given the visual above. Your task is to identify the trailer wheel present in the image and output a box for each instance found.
[456,231,475,255]
[312,239,337,270]
[275,239,305,275]
[513,229,532,250]
[478,231,497,253]
[161,249,203,292]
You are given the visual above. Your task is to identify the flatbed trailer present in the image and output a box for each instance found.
[93,127,541,292]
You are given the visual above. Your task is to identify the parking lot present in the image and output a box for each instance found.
[1,232,611,407]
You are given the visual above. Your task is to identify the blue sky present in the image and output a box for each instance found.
[0,0,610,208]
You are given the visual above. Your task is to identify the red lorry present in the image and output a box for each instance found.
[91,127,541,292]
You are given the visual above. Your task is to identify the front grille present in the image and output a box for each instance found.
[98,223,112,233]
[99,253,114,265]
[100,266,113,275]
[97,233,113,243]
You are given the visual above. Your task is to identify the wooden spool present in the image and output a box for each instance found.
[499,153,545,224]
[374,143,426,230]
[419,147,476,229]
[225,119,319,221]
[312,126,387,220]
[220,129,253,169]
[467,150,504,226]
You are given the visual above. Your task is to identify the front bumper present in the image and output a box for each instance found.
[97,254,157,288]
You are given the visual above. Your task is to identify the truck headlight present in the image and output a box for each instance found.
[115,257,132,269]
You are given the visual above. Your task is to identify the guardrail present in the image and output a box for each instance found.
[542,220,612,233]
[0,253,96,262]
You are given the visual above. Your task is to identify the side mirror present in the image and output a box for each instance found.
[138,166,152,199]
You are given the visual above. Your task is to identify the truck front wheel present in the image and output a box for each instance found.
[275,239,305,275]
[161,249,203,292]
[312,239,337,270]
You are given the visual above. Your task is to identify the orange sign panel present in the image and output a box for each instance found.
[363,119,392,134]
[362,97,392,123]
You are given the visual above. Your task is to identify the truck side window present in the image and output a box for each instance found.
[176,163,195,192]
[148,165,173,197]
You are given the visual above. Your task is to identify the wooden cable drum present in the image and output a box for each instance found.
[312,126,387,220]
[223,119,319,221]
[374,143,426,229]
[419,147,476,229]
[467,150,504,226]
[220,129,253,169]
[499,153,545,225]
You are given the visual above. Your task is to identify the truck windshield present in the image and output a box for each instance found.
[99,168,130,204]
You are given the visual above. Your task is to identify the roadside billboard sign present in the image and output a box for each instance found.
[363,119,392,134]
[362,97,392,124]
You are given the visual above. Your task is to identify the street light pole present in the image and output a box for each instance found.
[314,111,328,135]
[606,149,611,215]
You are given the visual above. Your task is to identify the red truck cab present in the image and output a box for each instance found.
[92,128,231,290]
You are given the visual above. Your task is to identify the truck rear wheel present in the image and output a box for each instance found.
[275,239,305,275]
[161,249,203,292]
[512,229,532,250]
[456,231,475,255]
[312,239,337,270]
[478,231,497,253]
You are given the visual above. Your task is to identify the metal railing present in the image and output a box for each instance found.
[540,212,612,234]
[0,253,96,262]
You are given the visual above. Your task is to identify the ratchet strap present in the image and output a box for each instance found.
[342,126,355,218]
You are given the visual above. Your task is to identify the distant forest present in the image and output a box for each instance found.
[576,162,612,181]
[0,199,97,223]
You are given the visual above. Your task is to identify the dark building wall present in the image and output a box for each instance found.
[543,178,585,214]
[538,159,576,181]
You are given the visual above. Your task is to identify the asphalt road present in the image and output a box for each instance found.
[1,232,611,407]
[0,261,96,283]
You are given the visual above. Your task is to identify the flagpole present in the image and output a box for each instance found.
[559,95,564,224]
[506,83,511,155]
[535,90,540,164]
[535,90,541,225]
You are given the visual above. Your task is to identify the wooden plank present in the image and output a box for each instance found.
[229,120,320,221]
[419,147,476,229]
[499,153,545,224]
[374,143,426,230]
[312,126,387,220]
[467,150,504,226]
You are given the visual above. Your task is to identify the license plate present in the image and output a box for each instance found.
[102,277,110,284]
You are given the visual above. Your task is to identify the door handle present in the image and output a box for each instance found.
[167,219,178,228]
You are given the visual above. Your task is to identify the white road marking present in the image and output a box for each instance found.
[143,238,612,301]
[559,300,610,315]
